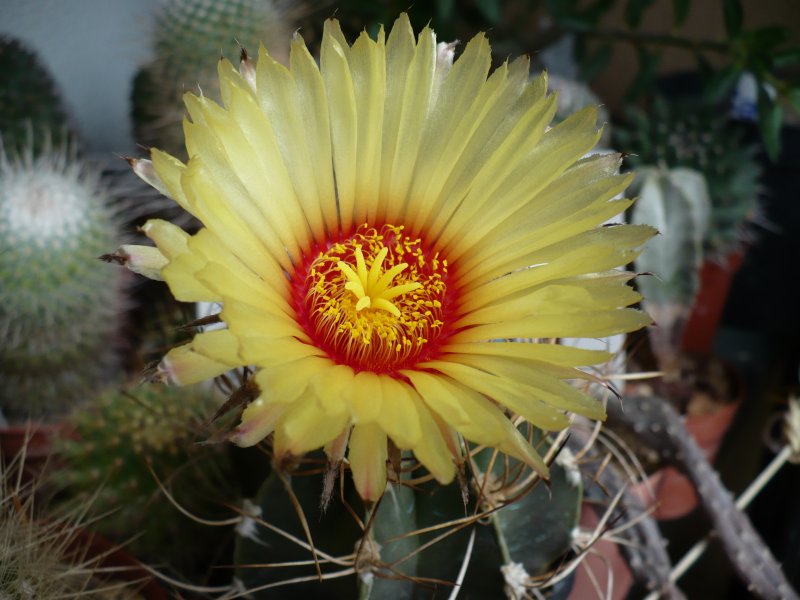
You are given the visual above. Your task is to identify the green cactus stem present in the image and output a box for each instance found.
[0,143,125,421]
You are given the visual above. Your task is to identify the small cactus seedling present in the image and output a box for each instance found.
[54,382,233,567]
[0,143,126,420]
[0,37,71,157]
[132,0,296,157]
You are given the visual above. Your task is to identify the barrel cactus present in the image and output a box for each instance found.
[0,36,71,157]
[233,440,581,598]
[0,144,125,420]
[132,0,295,157]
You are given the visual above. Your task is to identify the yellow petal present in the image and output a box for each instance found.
[350,29,386,224]
[114,244,167,280]
[255,358,330,404]
[376,376,422,448]
[231,397,288,447]
[348,423,388,501]
[496,421,549,478]
[275,395,350,456]
[348,371,383,423]
[403,370,507,445]
[157,343,231,386]
[409,395,457,484]
[443,342,612,367]
[382,24,437,225]
[450,308,653,342]
[289,33,338,232]
[321,24,357,233]
[421,360,570,431]
[190,329,243,367]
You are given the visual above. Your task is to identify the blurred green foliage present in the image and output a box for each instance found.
[325,0,798,160]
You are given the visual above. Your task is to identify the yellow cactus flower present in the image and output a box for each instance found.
[122,15,652,501]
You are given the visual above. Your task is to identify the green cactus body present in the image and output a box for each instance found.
[234,438,583,599]
[616,97,760,256]
[132,0,294,157]
[0,37,70,157]
[0,147,125,420]
[54,383,231,565]
[631,166,711,366]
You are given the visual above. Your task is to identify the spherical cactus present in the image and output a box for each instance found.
[0,36,71,157]
[132,0,295,157]
[615,96,760,256]
[0,144,125,420]
[54,382,232,565]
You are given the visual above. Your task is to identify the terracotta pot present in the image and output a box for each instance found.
[0,423,65,483]
[681,251,745,355]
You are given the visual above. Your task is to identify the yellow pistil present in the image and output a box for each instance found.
[338,246,421,317]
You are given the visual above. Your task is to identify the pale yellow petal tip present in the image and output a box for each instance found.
[107,244,167,280]
[129,157,170,198]
[100,245,162,279]
[231,397,286,447]
[351,460,388,502]
[349,424,389,501]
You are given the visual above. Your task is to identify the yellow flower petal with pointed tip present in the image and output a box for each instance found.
[131,13,653,501]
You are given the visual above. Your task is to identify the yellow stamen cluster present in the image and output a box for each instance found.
[305,224,448,372]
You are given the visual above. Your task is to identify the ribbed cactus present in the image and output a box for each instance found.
[630,166,711,369]
[233,432,585,599]
[131,0,295,157]
[616,97,760,256]
[0,145,125,420]
[54,382,232,565]
[0,37,70,157]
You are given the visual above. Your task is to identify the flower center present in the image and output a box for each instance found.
[299,224,449,373]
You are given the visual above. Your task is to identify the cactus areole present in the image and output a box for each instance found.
[120,14,652,501]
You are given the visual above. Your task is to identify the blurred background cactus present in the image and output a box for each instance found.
[0,37,71,157]
[53,382,234,570]
[0,141,126,422]
[131,0,297,157]
[0,36,127,422]
[617,98,761,257]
